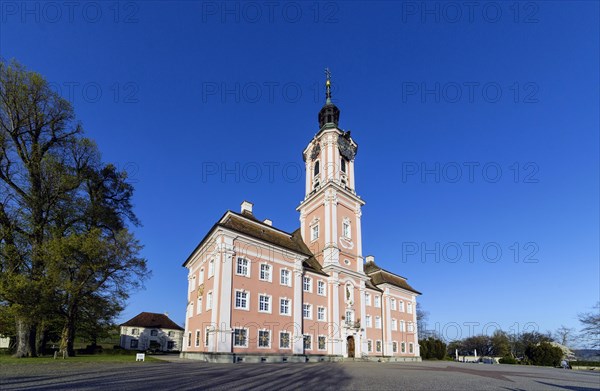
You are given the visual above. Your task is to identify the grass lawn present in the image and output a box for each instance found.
[0,353,164,365]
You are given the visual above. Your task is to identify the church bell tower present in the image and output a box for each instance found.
[297,69,366,274]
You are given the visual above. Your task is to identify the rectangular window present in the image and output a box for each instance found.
[407,302,413,314]
[258,330,270,348]
[311,224,319,241]
[207,292,213,310]
[317,306,326,321]
[365,293,371,306]
[400,321,405,332]
[280,298,291,315]
[150,329,157,336]
[392,319,397,331]
[409,343,414,354]
[205,328,210,347]
[131,339,139,349]
[236,258,249,276]
[303,303,312,319]
[303,334,312,350]
[345,310,353,326]
[376,340,382,353]
[367,340,372,352]
[279,332,290,349]
[167,341,175,350]
[303,276,312,292]
[375,316,381,329]
[280,269,291,286]
[374,296,381,308]
[393,342,398,353]
[317,280,326,296]
[187,332,191,347]
[208,260,214,278]
[342,222,350,238]
[132,328,139,336]
[401,342,406,353]
[259,264,272,281]
[399,301,404,312]
[365,315,372,328]
[235,291,248,310]
[195,330,200,347]
[318,336,326,350]
[408,322,414,332]
[391,298,396,311]
[197,298,202,314]
[259,295,270,313]
[233,328,247,347]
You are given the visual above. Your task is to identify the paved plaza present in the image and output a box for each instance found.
[1,358,599,390]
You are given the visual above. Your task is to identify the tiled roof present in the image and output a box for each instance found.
[121,312,184,330]
[364,261,421,295]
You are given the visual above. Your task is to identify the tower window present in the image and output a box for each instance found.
[314,161,320,176]
[341,158,347,173]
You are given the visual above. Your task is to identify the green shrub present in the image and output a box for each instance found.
[499,356,517,364]
[525,342,564,367]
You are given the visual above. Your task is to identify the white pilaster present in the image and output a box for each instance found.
[217,236,234,352]
[383,290,392,356]
[293,260,304,354]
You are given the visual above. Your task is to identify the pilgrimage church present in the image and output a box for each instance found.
[181,71,421,362]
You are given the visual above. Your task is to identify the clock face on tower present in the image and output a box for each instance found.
[338,134,357,160]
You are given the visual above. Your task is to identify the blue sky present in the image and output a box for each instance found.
[1,1,598,344]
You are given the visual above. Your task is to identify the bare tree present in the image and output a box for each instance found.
[578,302,600,349]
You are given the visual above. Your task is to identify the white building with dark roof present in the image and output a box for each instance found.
[120,312,184,352]
[181,73,421,362]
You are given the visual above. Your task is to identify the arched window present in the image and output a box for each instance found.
[314,161,320,176]
[341,158,346,173]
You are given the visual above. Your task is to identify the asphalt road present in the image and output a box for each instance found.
[1,358,599,390]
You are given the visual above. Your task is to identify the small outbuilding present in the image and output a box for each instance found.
[120,312,184,352]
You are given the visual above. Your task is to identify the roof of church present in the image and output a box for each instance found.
[364,260,421,295]
[183,210,328,276]
[121,312,184,330]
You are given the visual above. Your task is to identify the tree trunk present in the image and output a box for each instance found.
[14,317,37,357]
[60,304,78,357]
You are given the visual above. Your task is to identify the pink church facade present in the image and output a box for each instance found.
[181,75,421,362]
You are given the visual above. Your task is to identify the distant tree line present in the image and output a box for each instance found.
[0,59,149,358]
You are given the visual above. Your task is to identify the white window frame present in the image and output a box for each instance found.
[258,329,271,349]
[208,259,215,278]
[342,220,351,239]
[236,257,250,277]
[280,298,291,316]
[234,290,249,310]
[279,331,291,349]
[399,301,404,312]
[195,330,200,347]
[375,316,382,329]
[317,280,326,296]
[367,339,373,352]
[303,334,312,350]
[393,341,398,353]
[365,292,371,306]
[206,291,213,310]
[303,276,312,293]
[374,295,381,308]
[199,268,204,283]
[317,306,326,321]
[391,298,396,311]
[365,315,372,328]
[233,328,248,348]
[317,335,327,351]
[400,320,405,332]
[311,224,319,241]
[205,327,210,347]
[407,302,413,314]
[259,263,272,282]
[376,340,382,353]
[392,318,397,331]
[197,297,202,315]
[303,303,312,319]
[280,269,291,287]
[408,322,414,333]
[401,342,406,353]
[258,294,271,313]
[409,343,414,354]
